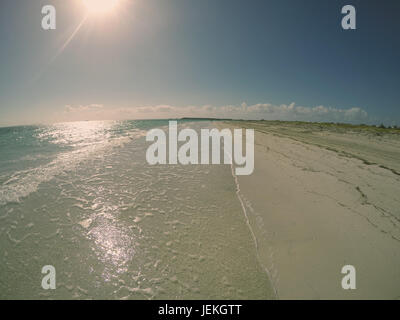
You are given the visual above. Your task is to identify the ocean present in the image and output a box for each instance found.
[0,120,274,299]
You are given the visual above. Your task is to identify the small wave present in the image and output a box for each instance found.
[0,130,143,206]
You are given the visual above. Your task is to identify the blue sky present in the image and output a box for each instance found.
[0,0,399,126]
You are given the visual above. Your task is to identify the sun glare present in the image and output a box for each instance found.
[83,0,120,15]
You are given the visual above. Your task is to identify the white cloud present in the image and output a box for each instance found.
[65,104,104,112]
[58,102,370,124]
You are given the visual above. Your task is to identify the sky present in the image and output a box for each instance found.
[0,0,399,126]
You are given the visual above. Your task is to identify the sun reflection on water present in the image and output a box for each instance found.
[35,121,137,281]
[37,121,115,148]
[87,214,136,281]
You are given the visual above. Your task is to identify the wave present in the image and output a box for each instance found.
[0,129,145,206]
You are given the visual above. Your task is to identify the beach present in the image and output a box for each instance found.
[0,119,399,299]
[224,120,400,299]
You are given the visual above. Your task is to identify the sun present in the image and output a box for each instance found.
[83,0,120,15]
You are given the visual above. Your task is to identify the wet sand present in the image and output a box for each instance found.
[0,121,275,299]
[224,120,400,299]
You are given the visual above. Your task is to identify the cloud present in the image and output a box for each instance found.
[65,104,104,112]
[59,102,370,124]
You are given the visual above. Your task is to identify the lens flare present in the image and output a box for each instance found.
[83,0,120,15]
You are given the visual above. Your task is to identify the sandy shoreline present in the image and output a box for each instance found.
[223,121,400,299]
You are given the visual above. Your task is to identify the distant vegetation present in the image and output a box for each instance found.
[179,117,400,134]
[224,119,400,135]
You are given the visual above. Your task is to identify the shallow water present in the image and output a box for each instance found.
[0,120,274,299]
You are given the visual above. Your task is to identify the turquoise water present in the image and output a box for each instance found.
[0,120,274,299]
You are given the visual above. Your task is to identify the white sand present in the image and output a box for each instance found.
[224,121,400,299]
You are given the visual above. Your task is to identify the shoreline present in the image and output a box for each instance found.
[229,156,279,299]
